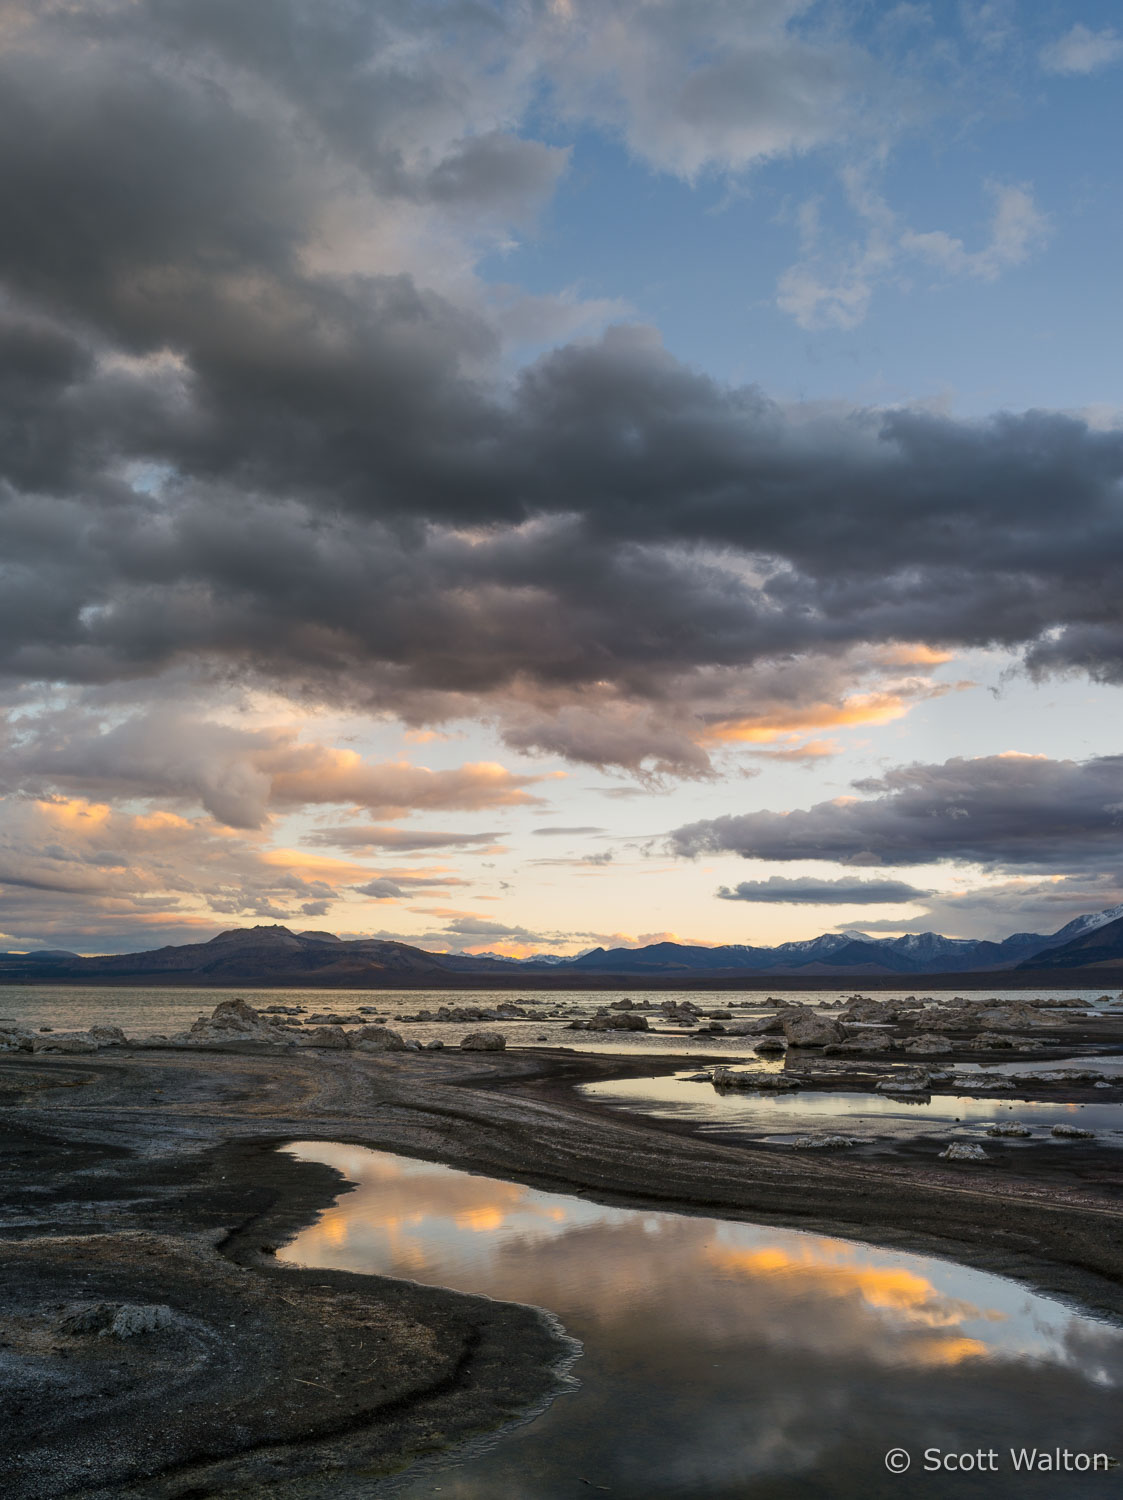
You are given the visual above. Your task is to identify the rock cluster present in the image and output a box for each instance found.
[0,1021,128,1054]
[789,1135,859,1150]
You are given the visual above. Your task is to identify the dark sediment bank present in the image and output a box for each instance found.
[2,1032,1123,1495]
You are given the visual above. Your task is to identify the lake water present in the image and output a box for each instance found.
[3,985,1122,1059]
[580,1071,1123,1147]
[278,1143,1123,1497]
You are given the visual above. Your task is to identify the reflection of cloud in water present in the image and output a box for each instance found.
[281,1143,1113,1378]
[279,1144,1123,1498]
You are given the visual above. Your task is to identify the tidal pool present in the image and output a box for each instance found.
[580,1072,1123,1146]
[279,1143,1123,1497]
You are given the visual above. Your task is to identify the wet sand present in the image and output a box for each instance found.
[2,1035,1123,1496]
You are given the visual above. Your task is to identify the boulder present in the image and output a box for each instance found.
[830,1034,901,1055]
[781,1012,843,1048]
[754,1037,787,1055]
[586,1012,649,1031]
[733,1016,786,1036]
[986,1122,1031,1138]
[460,1031,506,1051]
[350,1025,407,1052]
[31,1032,98,1054]
[0,1024,37,1051]
[88,1024,128,1046]
[60,1301,181,1338]
[903,1032,955,1055]
[839,998,902,1024]
[1051,1124,1095,1139]
[185,999,294,1048]
[711,1066,800,1091]
[294,1025,351,1050]
[939,1142,988,1162]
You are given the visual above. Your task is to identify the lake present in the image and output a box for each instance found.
[3,984,1121,1059]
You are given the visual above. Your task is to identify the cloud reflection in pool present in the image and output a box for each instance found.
[279,1144,1123,1497]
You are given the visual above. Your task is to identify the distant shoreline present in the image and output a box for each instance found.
[0,969,1118,991]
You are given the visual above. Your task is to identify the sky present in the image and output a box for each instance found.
[1,0,1123,957]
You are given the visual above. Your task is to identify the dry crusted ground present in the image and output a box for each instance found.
[2,1037,1123,1498]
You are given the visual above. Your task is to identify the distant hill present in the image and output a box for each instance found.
[1017,913,1123,973]
[0,925,514,986]
[4,905,1123,987]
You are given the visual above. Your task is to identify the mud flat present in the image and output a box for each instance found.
[2,997,1123,1495]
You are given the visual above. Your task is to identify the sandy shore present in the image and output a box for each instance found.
[2,1034,1123,1496]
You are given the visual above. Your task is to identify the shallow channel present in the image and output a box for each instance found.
[278,1142,1123,1497]
[580,1071,1123,1146]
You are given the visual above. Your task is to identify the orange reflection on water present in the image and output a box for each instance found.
[281,1144,1038,1376]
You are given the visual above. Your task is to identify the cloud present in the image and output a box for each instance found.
[842,877,1123,942]
[717,875,932,904]
[779,173,1049,330]
[0,708,542,827]
[443,916,538,938]
[532,825,606,836]
[0,0,1117,802]
[900,182,1050,283]
[352,871,463,900]
[0,796,372,949]
[306,825,503,851]
[1040,24,1123,76]
[671,753,1123,873]
[543,0,869,180]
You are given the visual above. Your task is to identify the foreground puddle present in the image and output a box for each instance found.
[580,1072,1123,1145]
[279,1144,1123,1497]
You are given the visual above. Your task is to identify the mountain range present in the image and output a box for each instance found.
[2,905,1123,986]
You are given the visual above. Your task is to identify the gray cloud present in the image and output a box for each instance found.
[716,876,932,905]
[672,754,1123,872]
[443,916,538,939]
[0,0,1120,791]
[532,826,606,836]
[353,873,461,900]
[307,826,502,852]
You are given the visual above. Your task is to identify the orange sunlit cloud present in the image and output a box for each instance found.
[37,797,112,829]
[704,687,953,745]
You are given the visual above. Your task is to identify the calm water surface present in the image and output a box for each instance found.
[3,985,1122,1060]
[279,1143,1123,1497]
[581,1072,1123,1146]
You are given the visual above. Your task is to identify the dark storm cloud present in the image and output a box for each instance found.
[672,754,1123,872]
[716,876,931,904]
[0,0,1122,772]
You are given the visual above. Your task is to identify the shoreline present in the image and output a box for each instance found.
[2,1038,1123,1494]
[0,969,1119,990]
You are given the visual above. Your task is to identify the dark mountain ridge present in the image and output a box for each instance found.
[2,904,1123,987]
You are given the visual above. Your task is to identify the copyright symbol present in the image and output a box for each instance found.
[885,1448,911,1473]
